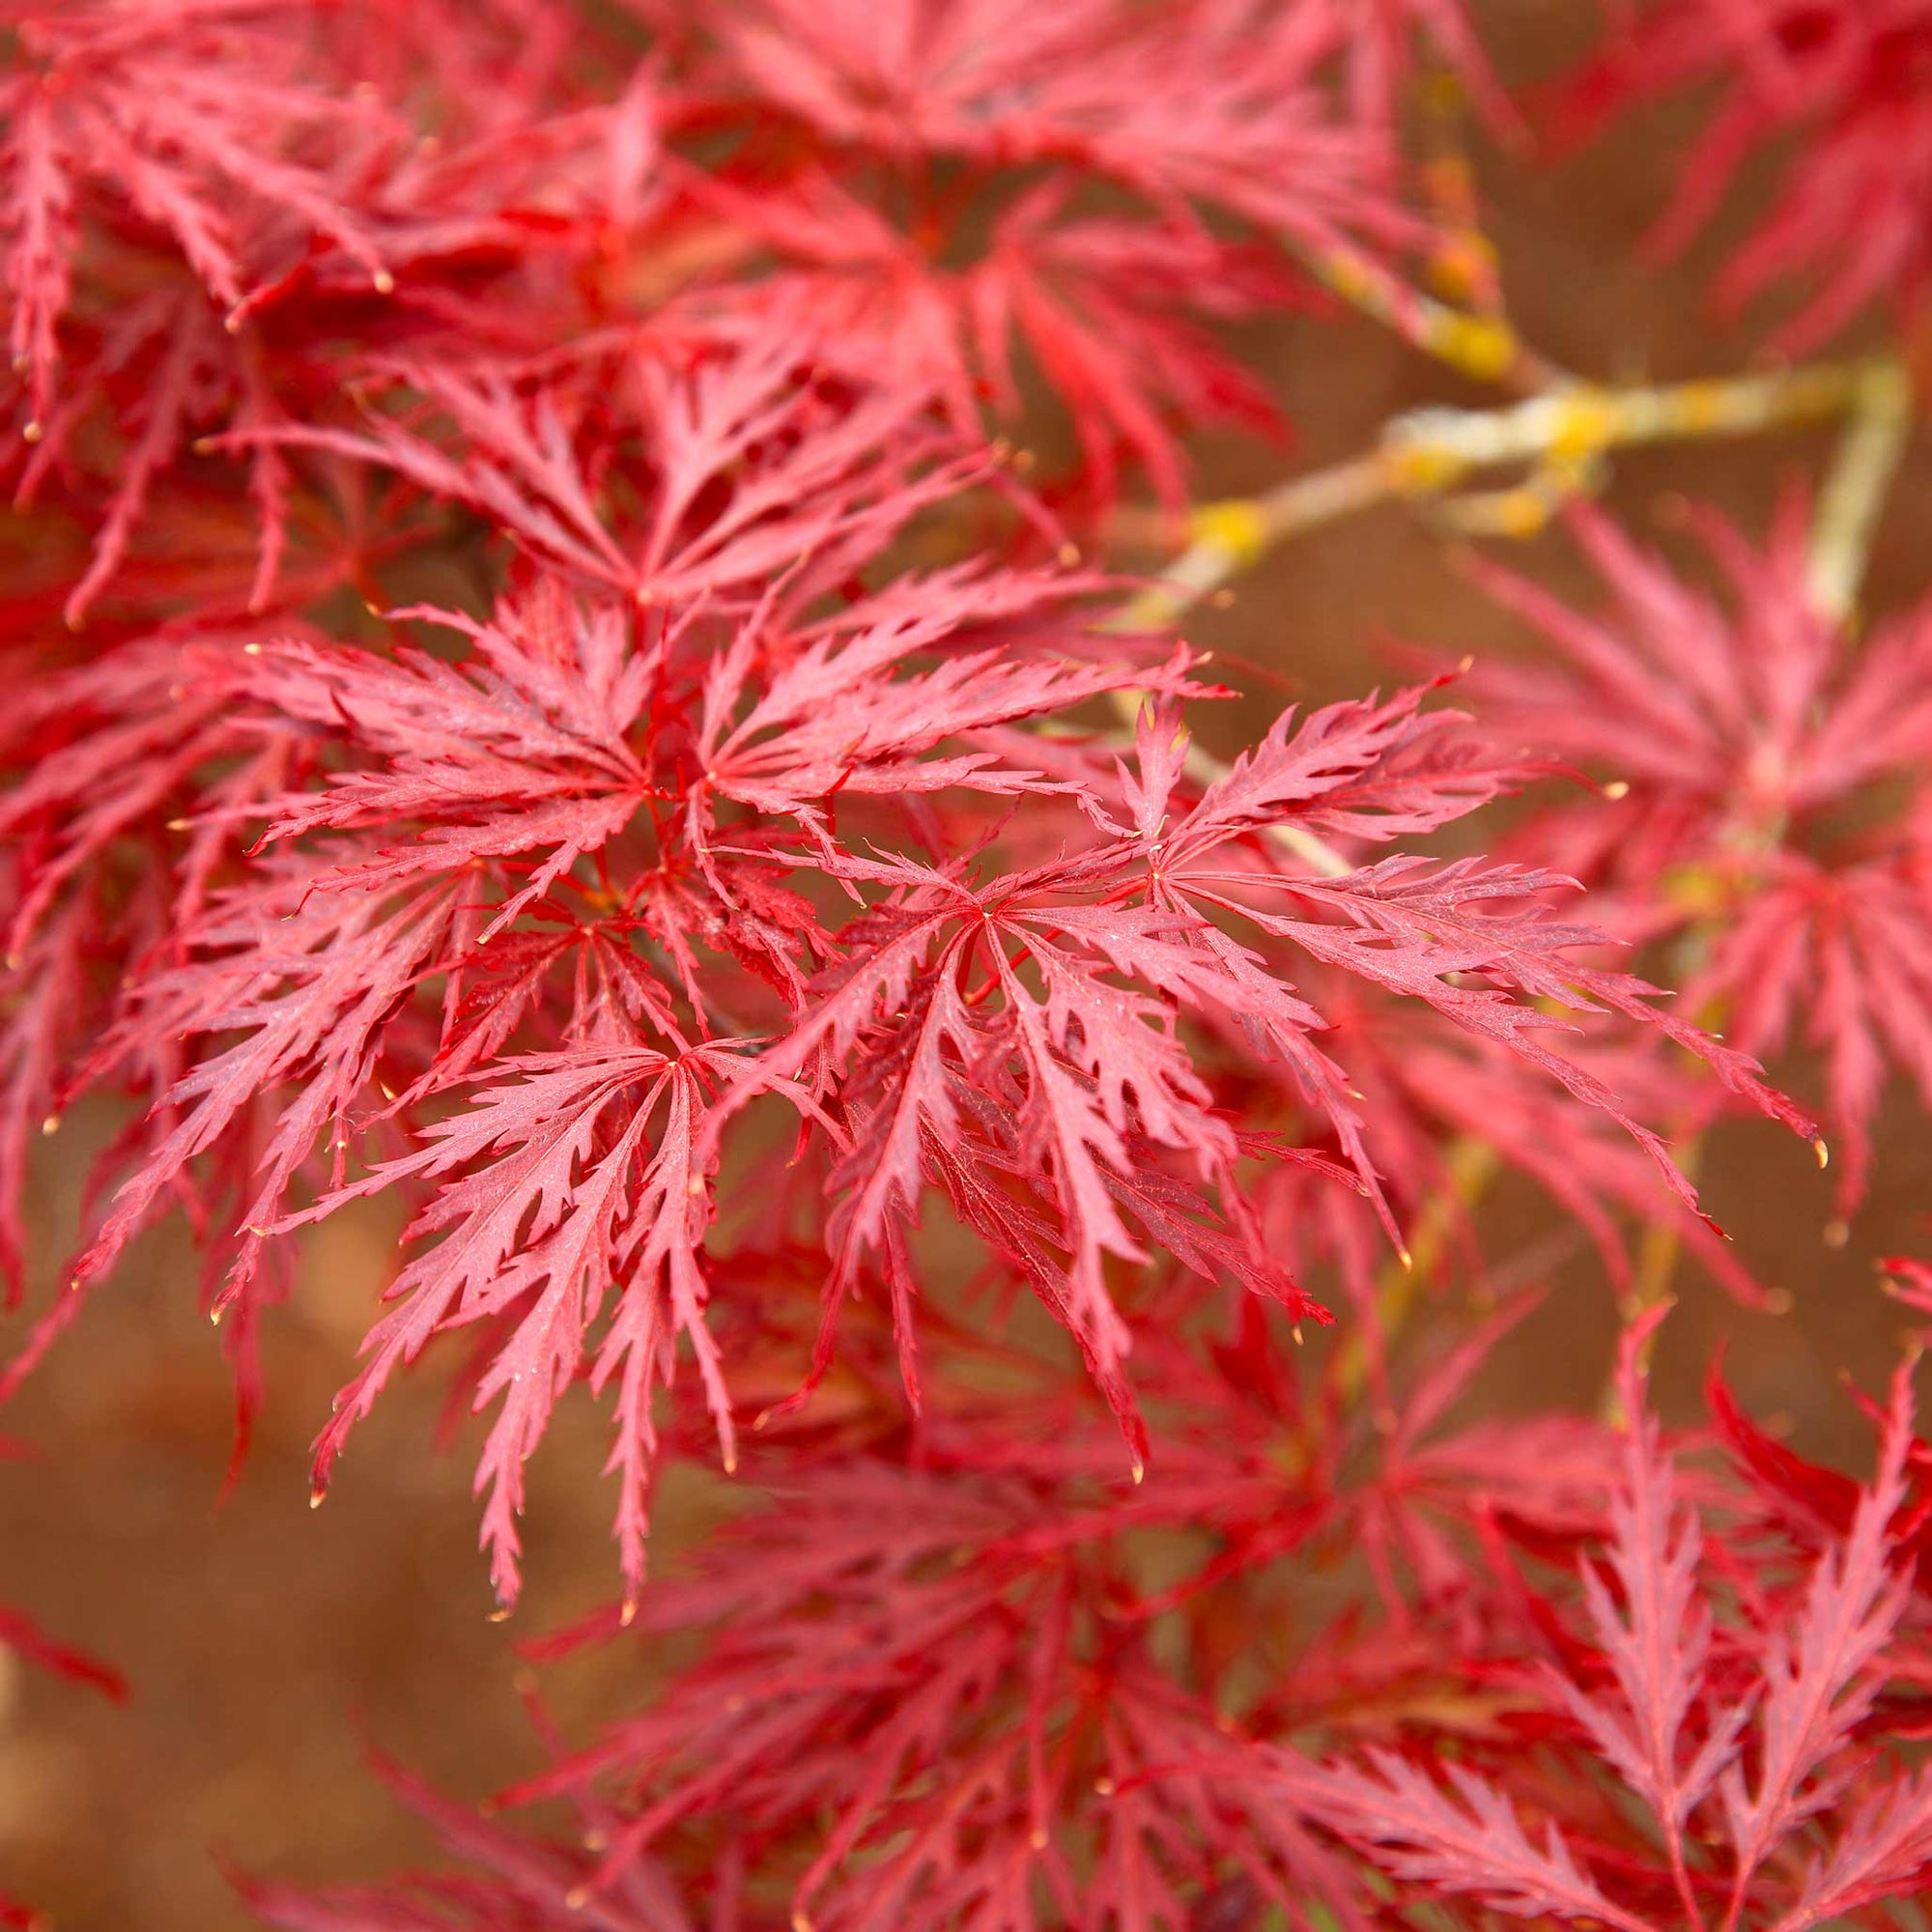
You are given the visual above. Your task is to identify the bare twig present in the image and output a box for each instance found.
[1294,239,1560,393]
[1805,357,1913,627]
[1118,359,1885,644]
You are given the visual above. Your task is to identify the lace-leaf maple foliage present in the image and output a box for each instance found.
[10,379,1799,1610]
[1558,0,1932,346]
[1,0,1807,1618]
[1461,499,1932,1219]
[237,1310,1932,1932]
[4,4,1932,1931]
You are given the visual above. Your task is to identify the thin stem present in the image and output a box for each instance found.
[1114,457,1392,634]
[1719,1866,1751,1932]
[1292,239,1560,393]
[1804,356,1913,628]
[1416,78,1509,322]
[1333,1138,1500,1406]
[1626,1131,1704,1321]
[1379,357,1880,530]
[1116,360,1884,648]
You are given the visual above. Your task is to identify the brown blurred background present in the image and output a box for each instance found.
[6,10,1932,1926]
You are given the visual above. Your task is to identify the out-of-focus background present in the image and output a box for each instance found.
[5,11,1931,1927]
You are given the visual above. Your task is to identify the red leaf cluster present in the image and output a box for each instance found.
[242,1309,1932,1932]
[1560,0,1932,345]
[5,9,1927,1932]
[1463,501,1932,1214]
[0,0,1795,1621]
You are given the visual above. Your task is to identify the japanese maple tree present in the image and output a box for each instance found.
[5,3,1932,1929]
